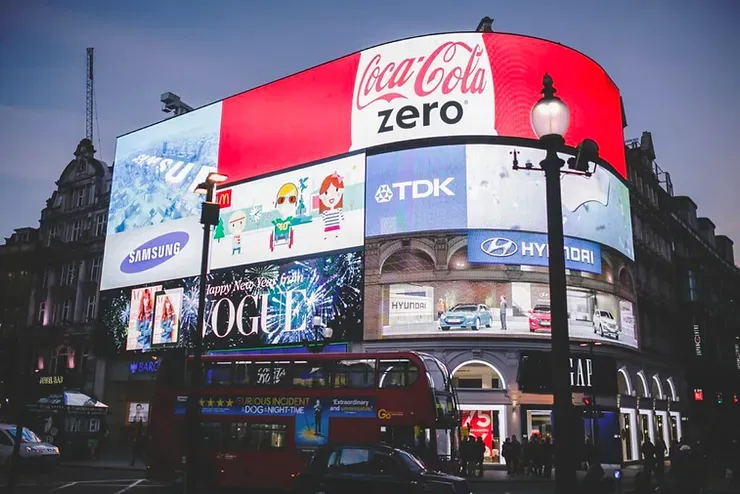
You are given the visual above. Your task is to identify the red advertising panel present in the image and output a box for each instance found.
[462,410,494,457]
[219,32,625,184]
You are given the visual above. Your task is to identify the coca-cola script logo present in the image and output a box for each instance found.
[356,41,488,110]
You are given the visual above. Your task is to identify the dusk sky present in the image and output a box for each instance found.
[1,0,738,261]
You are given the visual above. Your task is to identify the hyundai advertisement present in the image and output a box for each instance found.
[99,31,635,354]
[210,154,366,270]
[467,230,602,275]
[366,145,467,236]
[371,280,637,349]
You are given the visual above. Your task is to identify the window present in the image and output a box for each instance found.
[61,299,73,321]
[95,214,106,237]
[41,266,51,288]
[38,302,47,325]
[688,270,699,301]
[248,423,287,451]
[332,359,375,388]
[73,187,85,208]
[292,362,328,388]
[89,257,101,282]
[201,423,222,449]
[85,295,97,322]
[205,362,233,387]
[61,262,77,286]
[378,359,419,388]
[336,448,371,472]
[51,346,71,374]
[88,184,96,204]
[70,220,83,242]
[368,453,404,476]
[0,432,12,447]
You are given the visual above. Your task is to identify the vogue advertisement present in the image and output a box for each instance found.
[204,250,364,350]
[211,154,366,270]
[372,280,638,349]
[100,250,364,353]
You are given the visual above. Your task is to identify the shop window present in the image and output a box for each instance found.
[378,359,419,388]
[332,359,375,388]
[451,361,505,390]
[381,248,435,274]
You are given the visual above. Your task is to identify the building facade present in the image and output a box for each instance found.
[0,139,111,412]
[626,131,740,444]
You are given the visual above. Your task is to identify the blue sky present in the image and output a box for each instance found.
[1,0,738,261]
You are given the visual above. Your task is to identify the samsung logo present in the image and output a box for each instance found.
[120,231,189,274]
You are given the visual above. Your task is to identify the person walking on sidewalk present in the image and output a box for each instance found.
[129,419,145,466]
[475,437,485,477]
[510,435,521,475]
[641,437,656,481]
[542,436,554,479]
[654,436,666,483]
[502,437,512,474]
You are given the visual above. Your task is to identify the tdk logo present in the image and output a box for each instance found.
[480,238,518,257]
[121,231,189,274]
[374,177,455,203]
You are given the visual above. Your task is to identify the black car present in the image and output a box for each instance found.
[295,444,469,494]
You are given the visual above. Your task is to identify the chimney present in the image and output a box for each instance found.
[640,131,656,161]
[673,196,698,230]
[476,17,494,33]
[716,235,735,265]
[697,217,716,248]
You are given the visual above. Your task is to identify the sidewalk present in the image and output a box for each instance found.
[466,463,636,483]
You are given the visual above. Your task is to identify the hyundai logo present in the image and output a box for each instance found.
[480,237,518,257]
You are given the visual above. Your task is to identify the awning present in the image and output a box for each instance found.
[26,390,109,415]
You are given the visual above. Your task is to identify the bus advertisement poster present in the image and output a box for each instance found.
[295,397,376,449]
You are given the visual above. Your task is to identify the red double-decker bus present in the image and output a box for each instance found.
[146,351,461,490]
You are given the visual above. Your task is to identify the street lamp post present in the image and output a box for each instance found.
[185,171,227,494]
[303,316,333,354]
[512,73,599,494]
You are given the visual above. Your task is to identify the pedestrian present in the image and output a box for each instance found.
[130,418,145,466]
[641,437,655,481]
[542,436,554,479]
[502,437,513,474]
[475,436,485,477]
[499,296,508,330]
[510,435,521,475]
[520,436,530,475]
[654,436,666,482]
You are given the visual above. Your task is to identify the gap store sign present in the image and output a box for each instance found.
[467,230,602,274]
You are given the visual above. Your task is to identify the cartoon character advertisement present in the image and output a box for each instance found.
[125,285,162,351]
[209,153,366,270]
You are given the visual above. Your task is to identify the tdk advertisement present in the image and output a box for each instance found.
[467,230,602,274]
[365,145,467,237]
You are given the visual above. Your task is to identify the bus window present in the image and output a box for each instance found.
[333,360,375,388]
[421,356,448,392]
[292,362,328,388]
[250,424,287,451]
[201,422,223,449]
[378,359,419,388]
[233,361,251,386]
[205,362,233,387]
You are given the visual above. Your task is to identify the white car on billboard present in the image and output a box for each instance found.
[592,309,620,339]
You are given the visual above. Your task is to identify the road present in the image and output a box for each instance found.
[0,467,561,494]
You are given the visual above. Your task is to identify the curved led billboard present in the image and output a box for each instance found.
[99,30,633,354]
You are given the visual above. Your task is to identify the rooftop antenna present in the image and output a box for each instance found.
[86,48,94,142]
[161,92,193,116]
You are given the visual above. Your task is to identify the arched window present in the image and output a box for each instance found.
[451,360,506,390]
[619,268,634,292]
[618,367,633,395]
[50,345,73,375]
[381,248,435,274]
[636,371,650,398]
[666,378,678,401]
[651,375,664,399]
[448,247,505,271]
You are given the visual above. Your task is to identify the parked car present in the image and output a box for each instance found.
[0,424,59,470]
[593,309,620,339]
[528,305,552,332]
[439,304,492,331]
[295,443,470,494]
